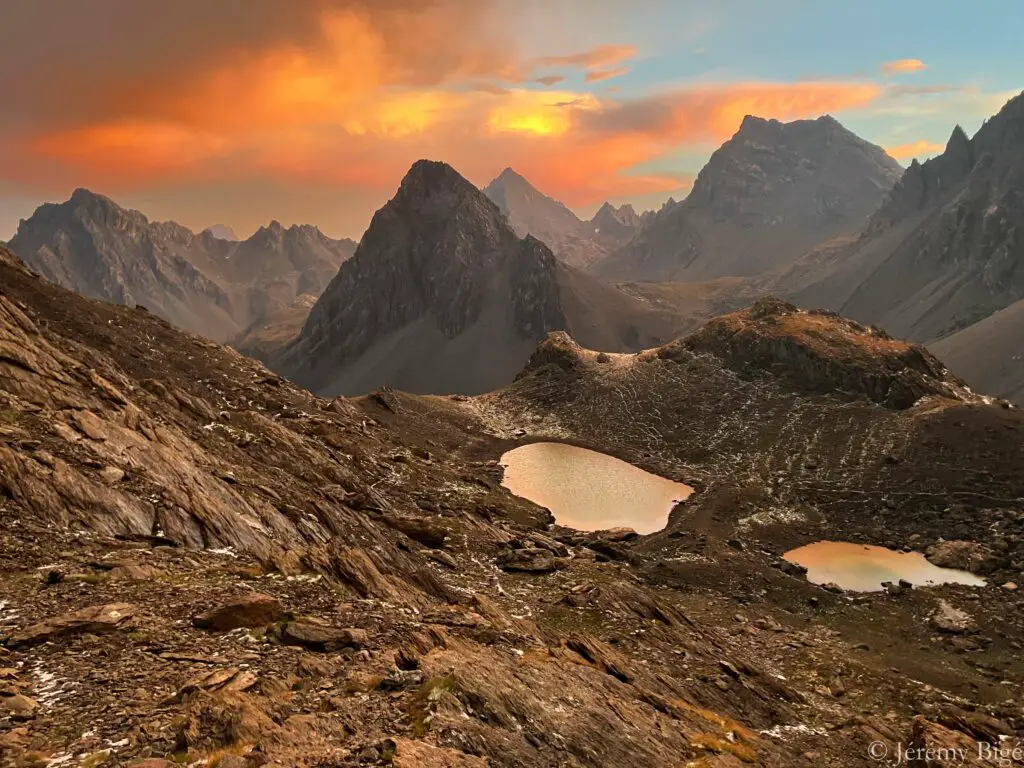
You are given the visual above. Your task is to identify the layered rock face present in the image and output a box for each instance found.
[594,115,903,281]
[273,161,687,396]
[6,190,355,345]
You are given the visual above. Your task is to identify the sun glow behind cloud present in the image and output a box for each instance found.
[886,139,945,160]
[0,1,1014,239]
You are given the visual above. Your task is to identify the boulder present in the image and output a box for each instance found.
[5,603,136,648]
[281,621,367,652]
[929,600,976,634]
[0,693,38,718]
[600,527,638,542]
[193,594,284,631]
[383,515,448,549]
[391,737,489,767]
[496,548,569,574]
[925,541,992,574]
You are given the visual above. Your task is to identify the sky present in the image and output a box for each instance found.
[0,0,1020,242]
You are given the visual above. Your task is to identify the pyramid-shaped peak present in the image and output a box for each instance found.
[398,159,480,199]
[202,224,238,241]
[947,124,970,149]
[497,167,525,181]
[487,167,540,192]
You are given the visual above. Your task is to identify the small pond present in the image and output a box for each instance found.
[783,541,986,592]
[499,442,693,535]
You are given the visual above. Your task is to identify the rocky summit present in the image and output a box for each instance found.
[595,115,903,281]
[6,190,356,348]
[272,161,687,396]
[1,240,1023,767]
[483,169,644,268]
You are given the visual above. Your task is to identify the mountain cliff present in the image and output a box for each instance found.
[7,190,355,344]
[829,92,1024,342]
[273,161,686,395]
[594,115,903,281]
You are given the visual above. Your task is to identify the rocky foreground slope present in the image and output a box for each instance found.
[2,246,1024,767]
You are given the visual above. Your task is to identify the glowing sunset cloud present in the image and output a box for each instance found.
[881,58,927,75]
[0,1,1017,239]
[886,140,945,160]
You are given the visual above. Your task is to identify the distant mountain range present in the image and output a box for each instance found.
[272,160,687,395]
[7,96,1023,401]
[6,190,355,345]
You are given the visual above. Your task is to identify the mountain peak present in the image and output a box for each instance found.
[68,187,123,213]
[737,114,772,133]
[398,159,480,201]
[947,124,970,150]
[202,224,238,241]
[595,114,903,282]
[486,167,540,195]
[497,167,526,182]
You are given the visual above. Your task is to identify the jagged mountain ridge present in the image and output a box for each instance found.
[594,115,903,281]
[482,168,647,267]
[272,160,687,396]
[831,91,1024,342]
[6,189,356,345]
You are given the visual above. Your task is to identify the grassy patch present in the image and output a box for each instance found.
[408,676,456,737]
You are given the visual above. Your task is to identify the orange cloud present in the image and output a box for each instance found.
[584,81,884,144]
[586,67,630,83]
[881,58,927,75]
[535,44,637,71]
[886,140,944,160]
[0,1,890,219]
[15,79,885,209]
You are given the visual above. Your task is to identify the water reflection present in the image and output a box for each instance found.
[500,442,693,535]
[784,541,986,592]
